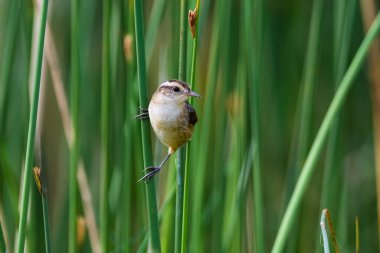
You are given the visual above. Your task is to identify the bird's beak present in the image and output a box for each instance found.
[187,91,201,98]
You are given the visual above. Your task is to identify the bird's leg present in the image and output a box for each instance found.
[138,152,171,182]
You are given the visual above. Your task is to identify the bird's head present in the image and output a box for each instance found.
[153,80,200,105]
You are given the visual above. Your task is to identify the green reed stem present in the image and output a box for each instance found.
[38,169,52,253]
[182,1,200,252]
[175,0,188,252]
[134,0,161,251]
[137,185,176,253]
[15,1,49,252]
[356,216,360,252]
[121,0,135,252]
[189,1,200,86]
[100,0,110,252]
[272,11,380,253]
[0,0,22,133]
[284,0,324,251]
[69,0,80,251]
[295,0,324,166]
[0,222,6,253]
[145,0,167,65]
[33,166,52,253]
[191,1,222,250]
[41,193,51,253]
[244,0,265,251]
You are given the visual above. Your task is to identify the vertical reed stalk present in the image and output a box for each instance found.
[0,222,6,253]
[356,217,360,253]
[44,26,101,252]
[181,1,200,252]
[191,1,222,250]
[284,0,324,218]
[211,0,232,248]
[69,0,80,251]
[0,0,22,132]
[294,0,323,165]
[359,0,380,245]
[121,1,135,252]
[134,0,161,251]
[175,0,188,252]
[272,12,380,253]
[32,167,52,253]
[244,0,265,251]
[284,0,324,251]
[15,0,49,252]
[100,0,110,252]
[41,191,51,253]
[145,0,167,65]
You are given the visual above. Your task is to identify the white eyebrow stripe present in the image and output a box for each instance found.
[159,81,177,87]
[160,80,190,91]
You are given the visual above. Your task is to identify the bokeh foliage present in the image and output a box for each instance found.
[0,0,379,252]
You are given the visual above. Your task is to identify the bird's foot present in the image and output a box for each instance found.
[138,166,161,182]
[134,107,149,120]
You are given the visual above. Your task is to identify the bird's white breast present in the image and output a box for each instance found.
[149,101,182,127]
[148,100,184,147]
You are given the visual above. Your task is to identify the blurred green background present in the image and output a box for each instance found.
[0,0,379,252]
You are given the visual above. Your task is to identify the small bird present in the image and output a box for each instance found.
[137,80,200,182]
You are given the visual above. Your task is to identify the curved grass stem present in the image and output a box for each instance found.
[15,0,49,252]
[272,11,380,253]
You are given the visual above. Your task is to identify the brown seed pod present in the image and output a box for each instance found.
[188,7,197,38]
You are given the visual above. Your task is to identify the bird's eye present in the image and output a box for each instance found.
[173,87,180,92]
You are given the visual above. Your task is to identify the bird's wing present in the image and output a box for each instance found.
[134,107,149,120]
[185,102,198,126]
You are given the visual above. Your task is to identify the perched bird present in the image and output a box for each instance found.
[137,80,200,182]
